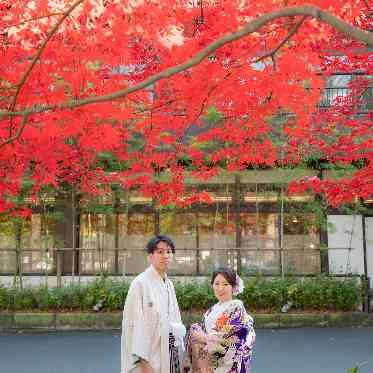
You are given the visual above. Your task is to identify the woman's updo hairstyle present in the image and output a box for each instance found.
[211,267,237,287]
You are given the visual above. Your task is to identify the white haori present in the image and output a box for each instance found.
[121,265,185,373]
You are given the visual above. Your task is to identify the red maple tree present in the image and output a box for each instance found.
[0,0,372,214]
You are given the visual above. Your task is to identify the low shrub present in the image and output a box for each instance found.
[0,285,12,310]
[0,276,362,312]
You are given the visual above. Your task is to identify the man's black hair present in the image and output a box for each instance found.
[146,235,175,254]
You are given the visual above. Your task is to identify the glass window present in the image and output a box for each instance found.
[326,75,352,88]
[283,249,321,275]
[80,213,116,249]
[198,249,238,275]
[79,213,116,274]
[21,249,55,273]
[283,214,320,249]
[240,249,281,275]
[160,211,197,249]
[0,216,16,249]
[241,183,279,203]
[118,249,147,275]
[168,249,197,275]
[116,212,155,274]
[241,213,279,249]
[198,210,235,249]
[0,251,15,273]
[0,214,55,274]
[79,248,116,275]
[197,184,234,204]
[125,213,155,248]
[283,214,321,274]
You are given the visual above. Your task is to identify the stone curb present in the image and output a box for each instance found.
[0,312,372,331]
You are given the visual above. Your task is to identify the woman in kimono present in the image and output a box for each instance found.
[186,268,255,373]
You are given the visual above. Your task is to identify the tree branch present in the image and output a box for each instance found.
[254,15,308,64]
[362,0,372,11]
[1,5,372,134]
[4,0,84,142]
[7,0,84,137]
[1,112,30,147]
[5,12,66,30]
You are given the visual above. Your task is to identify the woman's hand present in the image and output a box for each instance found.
[206,333,225,344]
[190,323,208,344]
[139,359,154,373]
[206,333,226,355]
[192,329,208,344]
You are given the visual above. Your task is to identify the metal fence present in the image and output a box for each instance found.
[0,246,357,280]
[319,86,373,111]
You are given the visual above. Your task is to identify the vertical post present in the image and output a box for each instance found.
[114,189,120,275]
[362,216,370,312]
[14,220,23,289]
[279,185,285,278]
[318,170,329,274]
[362,215,368,281]
[255,178,259,249]
[320,225,330,274]
[154,199,160,235]
[234,175,242,275]
[56,250,63,288]
[55,187,79,279]
[279,113,285,278]
[196,212,200,275]
[71,187,76,283]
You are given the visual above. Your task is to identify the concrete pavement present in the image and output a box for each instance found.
[0,328,372,373]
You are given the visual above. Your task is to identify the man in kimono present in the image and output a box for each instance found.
[121,235,186,373]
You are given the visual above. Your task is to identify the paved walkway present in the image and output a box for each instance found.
[0,328,372,373]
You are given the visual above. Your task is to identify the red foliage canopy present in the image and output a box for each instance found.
[0,0,372,213]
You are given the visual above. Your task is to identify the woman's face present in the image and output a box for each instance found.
[212,273,233,304]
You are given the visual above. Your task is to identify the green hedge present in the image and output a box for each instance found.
[0,276,362,312]
[240,276,362,312]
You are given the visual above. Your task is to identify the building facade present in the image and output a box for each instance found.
[0,75,372,285]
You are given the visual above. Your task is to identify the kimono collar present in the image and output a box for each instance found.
[148,265,169,283]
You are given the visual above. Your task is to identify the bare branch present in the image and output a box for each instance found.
[271,55,277,71]
[0,5,372,137]
[5,12,66,30]
[192,70,233,124]
[362,0,372,11]
[1,112,30,147]
[254,15,307,64]
[8,0,84,117]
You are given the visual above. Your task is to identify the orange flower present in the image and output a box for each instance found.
[216,314,229,330]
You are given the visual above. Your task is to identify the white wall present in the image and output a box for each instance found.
[0,275,206,288]
[327,215,365,275]
[0,276,102,288]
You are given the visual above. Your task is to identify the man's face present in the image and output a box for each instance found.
[148,240,173,274]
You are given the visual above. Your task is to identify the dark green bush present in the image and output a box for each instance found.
[286,276,361,311]
[0,276,362,312]
[174,280,215,311]
[53,285,85,310]
[12,287,37,310]
[0,285,11,310]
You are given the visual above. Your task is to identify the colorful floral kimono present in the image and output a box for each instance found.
[186,299,255,373]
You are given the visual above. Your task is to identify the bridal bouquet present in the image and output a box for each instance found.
[207,313,236,367]
[206,333,226,355]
